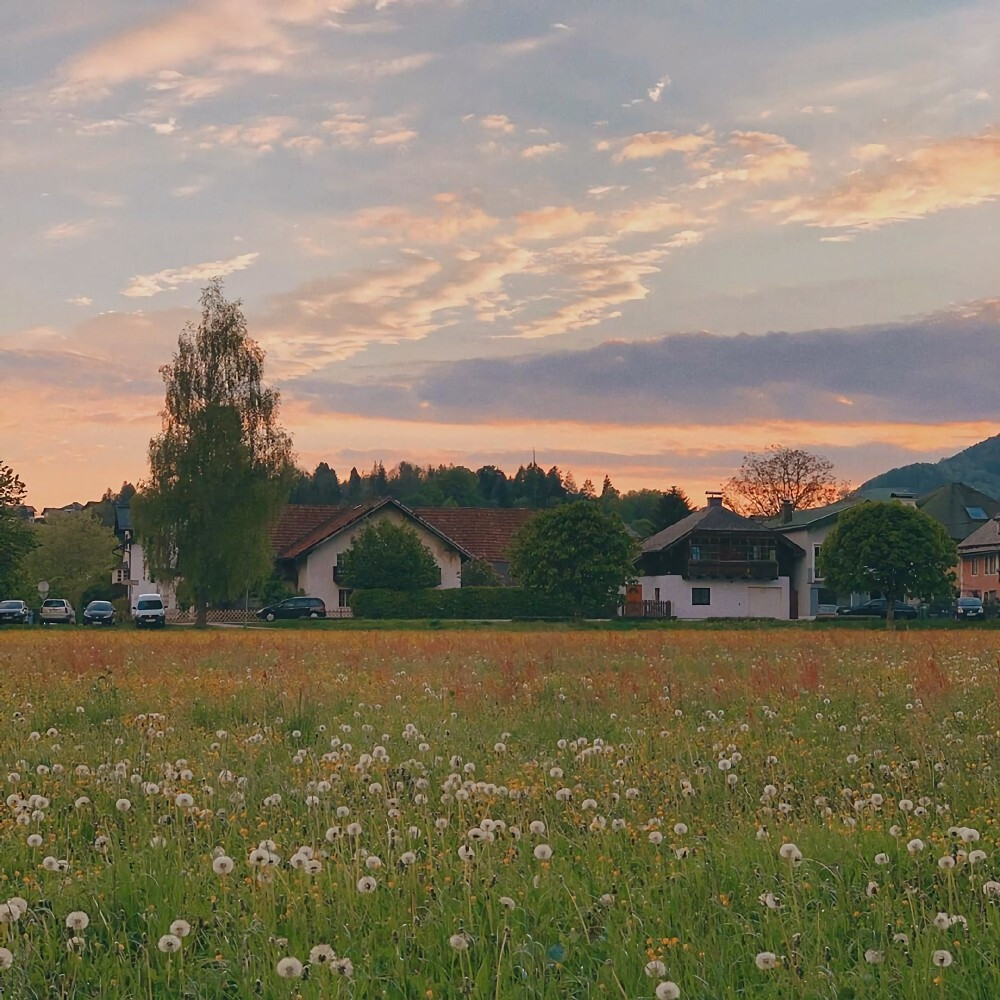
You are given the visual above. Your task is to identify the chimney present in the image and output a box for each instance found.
[705,491,724,508]
[780,498,794,524]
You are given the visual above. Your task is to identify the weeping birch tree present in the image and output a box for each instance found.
[134,281,294,626]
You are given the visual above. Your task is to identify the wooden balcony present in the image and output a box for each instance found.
[685,559,779,580]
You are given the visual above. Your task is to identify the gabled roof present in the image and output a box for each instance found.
[766,496,862,531]
[271,502,536,563]
[917,482,1000,542]
[413,508,535,563]
[275,498,475,561]
[958,516,1000,553]
[642,503,803,555]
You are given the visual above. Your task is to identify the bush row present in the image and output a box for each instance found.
[350,587,578,619]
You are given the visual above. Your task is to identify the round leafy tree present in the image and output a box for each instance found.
[509,501,636,617]
[340,519,440,591]
[818,501,957,628]
[461,557,502,588]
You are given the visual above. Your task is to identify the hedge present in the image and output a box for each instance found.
[350,587,580,620]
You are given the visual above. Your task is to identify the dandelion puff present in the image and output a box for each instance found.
[309,944,336,965]
[499,896,515,910]
[938,856,956,870]
[656,983,680,1000]
[645,960,666,977]
[982,880,1000,897]
[158,934,182,954]
[212,855,235,875]
[116,798,132,813]
[864,949,884,964]
[755,952,778,970]
[533,844,553,860]
[449,932,470,951]
[0,947,11,969]
[170,919,191,938]
[932,950,953,968]
[874,853,889,865]
[26,834,42,848]
[778,843,802,862]
[356,876,377,893]
[65,911,89,932]
[932,912,951,930]
[276,956,303,979]
[906,838,925,855]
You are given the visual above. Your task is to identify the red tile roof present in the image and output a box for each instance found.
[415,507,536,563]
[270,502,536,562]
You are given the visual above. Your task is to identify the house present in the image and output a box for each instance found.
[270,500,536,612]
[768,483,998,615]
[916,482,1000,543]
[112,504,178,611]
[764,494,910,616]
[957,516,1000,600]
[635,494,804,619]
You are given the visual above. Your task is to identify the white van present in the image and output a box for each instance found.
[133,594,166,629]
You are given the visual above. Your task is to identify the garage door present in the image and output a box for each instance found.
[748,586,782,619]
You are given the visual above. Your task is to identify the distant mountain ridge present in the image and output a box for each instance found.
[861,433,1000,499]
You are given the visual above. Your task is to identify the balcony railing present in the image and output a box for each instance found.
[686,559,779,580]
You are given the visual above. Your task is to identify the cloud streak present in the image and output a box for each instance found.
[121,252,260,298]
[775,127,1000,228]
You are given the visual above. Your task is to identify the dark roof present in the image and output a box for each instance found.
[958,516,1000,552]
[642,503,802,555]
[916,482,1000,542]
[413,508,535,562]
[113,504,132,533]
[765,497,862,531]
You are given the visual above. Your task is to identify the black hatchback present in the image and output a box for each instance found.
[83,601,116,626]
[0,600,30,625]
[257,597,327,621]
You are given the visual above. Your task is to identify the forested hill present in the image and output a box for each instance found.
[861,433,1000,498]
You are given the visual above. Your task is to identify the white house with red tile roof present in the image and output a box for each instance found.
[270,500,535,613]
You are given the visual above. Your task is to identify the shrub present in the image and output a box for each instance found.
[350,587,582,619]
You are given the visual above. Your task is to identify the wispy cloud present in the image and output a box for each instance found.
[614,131,713,163]
[774,127,1000,228]
[121,252,260,298]
[43,219,100,242]
[521,142,566,159]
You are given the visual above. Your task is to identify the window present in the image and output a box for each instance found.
[965,506,989,521]
[987,555,998,575]
[654,587,660,601]
[338,589,353,608]
[813,543,823,580]
[692,587,711,606]
[972,557,979,576]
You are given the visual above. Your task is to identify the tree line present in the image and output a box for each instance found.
[290,460,695,537]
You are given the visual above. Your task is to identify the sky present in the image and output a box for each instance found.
[2,0,999,508]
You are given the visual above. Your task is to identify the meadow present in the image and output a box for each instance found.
[0,628,999,998]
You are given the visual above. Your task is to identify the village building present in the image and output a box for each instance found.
[634,494,804,620]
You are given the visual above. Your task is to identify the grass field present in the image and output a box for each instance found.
[1,628,999,998]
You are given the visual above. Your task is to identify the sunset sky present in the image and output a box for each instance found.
[2,0,998,508]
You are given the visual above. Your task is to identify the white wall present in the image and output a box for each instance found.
[638,575,790,619]
[298,508,463,611]
[780,522,866,616]
[125,541,177,610]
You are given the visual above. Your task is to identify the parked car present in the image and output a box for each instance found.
[39,598,75,625]
[133,594,166,629]
[256,596,327,621]
[83,600,116,627]
[954,597,984,622]
[0,600,30,625]
[837,599,918,620]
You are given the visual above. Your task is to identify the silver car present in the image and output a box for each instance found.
[39,598,75,625]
